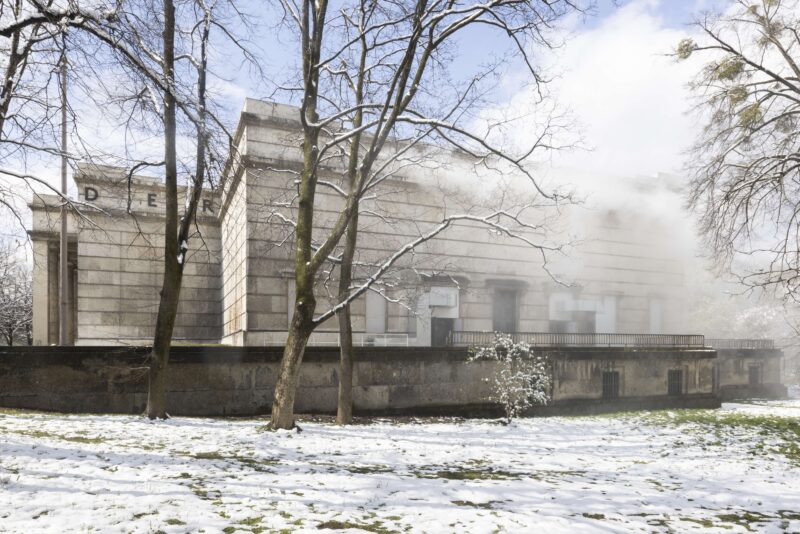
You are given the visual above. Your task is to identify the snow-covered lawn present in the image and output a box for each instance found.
[1,399,799,534]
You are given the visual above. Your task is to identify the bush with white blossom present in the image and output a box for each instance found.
[470,333,552,424]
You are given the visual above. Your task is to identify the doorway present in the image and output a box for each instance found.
[431,317,455,347]
[492,289,517,333]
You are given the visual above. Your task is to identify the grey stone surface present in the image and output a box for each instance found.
[0,345,754,417]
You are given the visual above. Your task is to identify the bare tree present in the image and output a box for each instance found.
[0,1,120,225]
[2,0,258,417]
[0,240,32,346]
[267,0,584,429]
[82,0,256,418]
[680,0,800,300]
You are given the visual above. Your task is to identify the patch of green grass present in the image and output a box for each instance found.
[194,451,226,461]
[646,410,800,463]
[7,428,105,444]
[187,451,278,473]
[716,510,773,531]
[415,466,521,480]
[188,481,220,502]
[582,513,606,520]
[680,517,715,528]
[234,456,279,472]
[345,465,394,475]
[164,518,186,526]
[452,500,502,509]
[316,519,398,533]
[240,516,262,525]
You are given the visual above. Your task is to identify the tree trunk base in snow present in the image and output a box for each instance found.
[146,354,169,420]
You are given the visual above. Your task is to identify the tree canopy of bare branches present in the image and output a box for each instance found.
[0,239,31,346]
[266,0,585,429]
[2,0,261,417]
[681,0,800,300]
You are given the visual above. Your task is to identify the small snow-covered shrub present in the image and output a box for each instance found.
[470,333,552,424]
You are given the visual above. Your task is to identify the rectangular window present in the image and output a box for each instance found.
[668,369,684,396]
[493,289,518,333]
[748,364,762,386]
[602,371,620,400]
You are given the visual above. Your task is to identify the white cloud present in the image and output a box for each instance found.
[509,0,704,178]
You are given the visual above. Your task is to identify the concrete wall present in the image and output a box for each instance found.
[717,348,787,400]
[0,346,719,416]
[553,350,714,401]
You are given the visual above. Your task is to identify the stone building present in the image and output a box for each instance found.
[30,100,685,346]
[30,99,691,348]
[24,98,791,411]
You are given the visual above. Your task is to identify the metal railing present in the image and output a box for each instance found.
[705,338,775,350]
[447,331,706,348]
[307,333,410,347]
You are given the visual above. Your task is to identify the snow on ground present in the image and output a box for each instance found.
[1,398,799,534]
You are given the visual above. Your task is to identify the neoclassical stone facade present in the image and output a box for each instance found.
[30,99,689,347]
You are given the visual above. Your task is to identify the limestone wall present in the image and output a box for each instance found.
[30,165,223,345]
[221,99,693,346]
[29,99,695,346]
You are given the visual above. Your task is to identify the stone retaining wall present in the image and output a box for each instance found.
[0,346,727,416]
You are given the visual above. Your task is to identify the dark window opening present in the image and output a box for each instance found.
[493,289,518,333]
[748,365,762,386]
[431,317,455,347]
[602,371,620,400]
[572,310,596,334]
[668,369,684,396]
[547,313,595,334]
[712,363,719,394]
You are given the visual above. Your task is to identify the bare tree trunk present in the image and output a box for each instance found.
[146,0,179,420]
[271,294,315,428]
[0,0,26,138]
[336,215,358,425]
[270,0,326,429]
